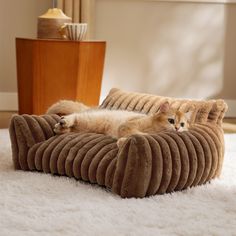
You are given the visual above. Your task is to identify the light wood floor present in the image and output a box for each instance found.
[1,112,236,133]
[222,118,236,133]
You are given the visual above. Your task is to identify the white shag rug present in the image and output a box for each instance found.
[0,129,236,236]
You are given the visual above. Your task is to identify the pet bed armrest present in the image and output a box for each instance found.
[113,134,178,198]
[113,134,154,198]
[9,114,60,170]
[113,123,224,198]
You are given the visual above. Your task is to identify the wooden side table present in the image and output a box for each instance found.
[16,38,106,115]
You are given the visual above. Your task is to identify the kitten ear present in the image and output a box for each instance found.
[159,101,170,113]
[185,110,193,121]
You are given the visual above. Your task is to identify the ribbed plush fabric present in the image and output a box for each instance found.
[9,89,227,198]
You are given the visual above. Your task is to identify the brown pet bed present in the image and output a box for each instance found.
[9,88,227,198]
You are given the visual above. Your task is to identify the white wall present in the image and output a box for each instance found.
[1,0,236,116]
[0,0,51,93]
[95,0,225,101]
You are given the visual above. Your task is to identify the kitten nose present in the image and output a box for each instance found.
[175,126,179,131]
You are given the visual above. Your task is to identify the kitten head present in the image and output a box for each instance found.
[153,102,192,132]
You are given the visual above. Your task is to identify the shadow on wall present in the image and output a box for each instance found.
[144,3,224,99]
[96,1,225,100]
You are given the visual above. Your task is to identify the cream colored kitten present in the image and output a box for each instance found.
[54,102,191,147]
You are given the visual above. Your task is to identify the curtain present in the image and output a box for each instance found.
[57,0,95,39]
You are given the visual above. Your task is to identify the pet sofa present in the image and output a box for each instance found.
[9,88,227,198]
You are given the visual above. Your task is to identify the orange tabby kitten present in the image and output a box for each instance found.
[54,102,191,147]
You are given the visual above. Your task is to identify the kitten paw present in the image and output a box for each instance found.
[54,117,71,134]
[117,137,127,148]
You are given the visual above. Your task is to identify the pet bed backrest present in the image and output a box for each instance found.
[100,88,228,124]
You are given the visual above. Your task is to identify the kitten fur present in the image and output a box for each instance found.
[54,102,191,146]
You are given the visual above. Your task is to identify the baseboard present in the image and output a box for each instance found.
[224,99,236,118]
[0,92,18,111]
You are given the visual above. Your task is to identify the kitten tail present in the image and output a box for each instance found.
[46,100,90,116]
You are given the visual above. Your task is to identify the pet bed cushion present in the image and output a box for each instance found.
[9,88,227,198]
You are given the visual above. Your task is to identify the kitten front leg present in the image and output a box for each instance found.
[117,131,149,148]
[54,114,77,134]
[117,123,148,148]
